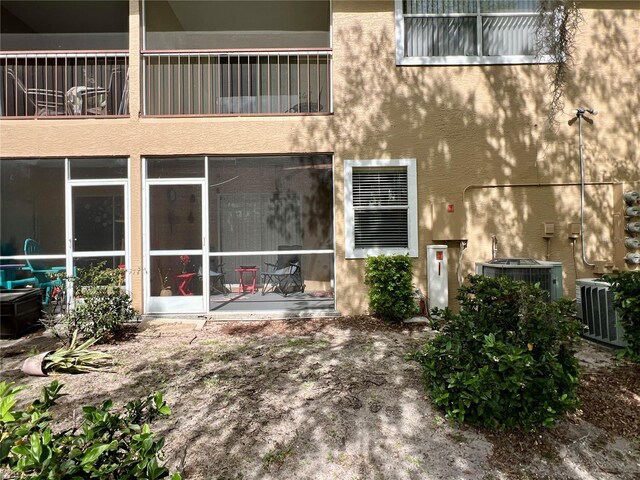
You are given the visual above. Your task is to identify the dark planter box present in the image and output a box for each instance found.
[0,288,43,339]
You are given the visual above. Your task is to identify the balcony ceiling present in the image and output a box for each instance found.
[1,1,127,33]
[147,0,329,33]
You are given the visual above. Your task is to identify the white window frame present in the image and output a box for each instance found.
[344,159,418,259]
[394,0,554,66]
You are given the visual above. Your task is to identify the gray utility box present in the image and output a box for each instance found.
[0,288,43,339]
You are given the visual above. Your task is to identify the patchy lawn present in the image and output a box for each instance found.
[1,317,639,480]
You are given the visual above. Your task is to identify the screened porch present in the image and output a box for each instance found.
[142,1,332,116]
[144,155,335,315]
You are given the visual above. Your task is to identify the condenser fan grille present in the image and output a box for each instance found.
[482,266,552,293]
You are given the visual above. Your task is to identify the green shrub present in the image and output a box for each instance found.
[365,255,417,322]
[603,271,640,362]
[74,262,125,290]
[0,381,181,479]
[410,275,582,429]
[65,286,135,340]
[63,263,135,341]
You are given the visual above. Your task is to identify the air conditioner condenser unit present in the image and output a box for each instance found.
[576,278,627,347]
[475,258,563,301]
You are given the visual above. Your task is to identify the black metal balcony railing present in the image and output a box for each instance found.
[0,51,129,118]
[143,49,331,116]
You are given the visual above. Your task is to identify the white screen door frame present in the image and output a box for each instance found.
[65,177,131,300]
[143,178,208,313]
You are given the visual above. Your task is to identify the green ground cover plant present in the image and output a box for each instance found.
[410,275,583,429]
[365,255,417,322]
[604,271,640,362]
[0,381,181,479]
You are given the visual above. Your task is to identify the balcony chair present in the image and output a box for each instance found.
[209,258,229,295]
[286,87,324,113]
[6,68,66,116]
[66,66,127,115]
[260,245,305,296]
[23,238,66,304]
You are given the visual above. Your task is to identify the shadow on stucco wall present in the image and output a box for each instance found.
[290,0,640,314]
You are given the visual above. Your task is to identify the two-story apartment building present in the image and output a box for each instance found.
[1,1,638,317]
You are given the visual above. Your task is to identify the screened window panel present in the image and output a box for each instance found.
[208,155,333,253]
[72,185,125,253]
[70,158,127,179]
[0,159,65,256]
[147,158,205,178]
[482,15,537,55]
[405,17,477,57]
[354,210,409,249]
[479,1,539,13]
[401,0,541,60]
[404,1,477,14]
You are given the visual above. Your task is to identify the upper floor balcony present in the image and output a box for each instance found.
[1,51,129,118]
[0,1,129,118]
[0,0,331,119]
[141,1,332,116]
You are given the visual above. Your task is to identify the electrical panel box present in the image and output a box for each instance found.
[543,223,555,238]
[431,203,466,241]
[568,223,581,239]
[427,245,448,310]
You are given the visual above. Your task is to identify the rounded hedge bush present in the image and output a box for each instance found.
[365,255,417,322]
[411,275,583,429]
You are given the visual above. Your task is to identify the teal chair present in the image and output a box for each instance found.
[23,238,66,304]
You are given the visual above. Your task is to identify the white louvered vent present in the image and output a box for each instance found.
[352,168,409,249]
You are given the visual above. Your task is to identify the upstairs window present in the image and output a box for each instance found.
[395,0,550,65]
[345,159,418,259]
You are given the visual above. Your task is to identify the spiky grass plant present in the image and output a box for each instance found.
[43,331,113,374]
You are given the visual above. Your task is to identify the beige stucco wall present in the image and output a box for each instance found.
[1,1,638,315]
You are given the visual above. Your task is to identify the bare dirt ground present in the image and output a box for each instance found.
[1,316,639,480]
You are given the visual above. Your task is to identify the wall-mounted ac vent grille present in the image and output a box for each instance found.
[576,279,627,347]
[475,258,563,301]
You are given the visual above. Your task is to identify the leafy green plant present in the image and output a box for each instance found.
[74,261,125,290]
[64,285,135,341]
[43,263,135,342]
[409,275,582,429]
[0,380,181,479]
[60,263,135,341]
[365,255,417,322]
[603,271,640,362]
[42,331,113,374]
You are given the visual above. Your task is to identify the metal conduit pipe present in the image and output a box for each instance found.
[461,180,623,202]
[461,179,631,269]
[575,107,598,267]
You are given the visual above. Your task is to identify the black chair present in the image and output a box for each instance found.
[261,246,304,296]
[209,258,229,295]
